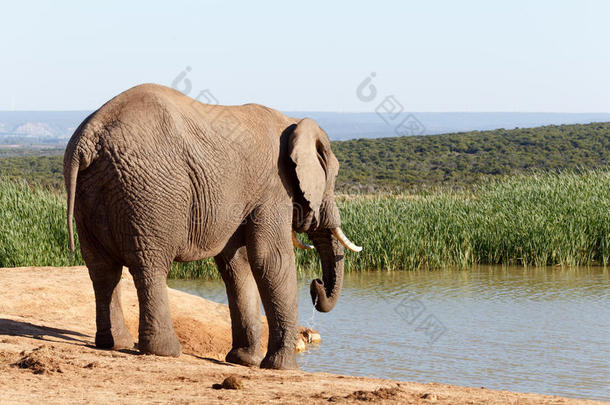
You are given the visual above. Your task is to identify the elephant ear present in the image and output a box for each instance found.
[289,118,326,219]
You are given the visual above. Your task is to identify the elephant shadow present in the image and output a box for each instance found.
[0,318,91,346]
[0,318,233,360]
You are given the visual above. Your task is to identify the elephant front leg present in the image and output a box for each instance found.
[215,244,263,367]
[246,208,299,370]
[88,263,135,350]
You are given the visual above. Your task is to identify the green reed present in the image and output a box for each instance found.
[296,170,609,272]
[1,170,608,277]
[0,178,81,267]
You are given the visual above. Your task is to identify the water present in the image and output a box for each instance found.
[168,266,610,401]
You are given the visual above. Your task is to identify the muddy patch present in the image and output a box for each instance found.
[212,374,244,390]
[328,386,402,402]
[126,315,270,360]
[13,345,63,374]
[172,316,233,359]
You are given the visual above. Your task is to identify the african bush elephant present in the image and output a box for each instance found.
[63,83,361,370]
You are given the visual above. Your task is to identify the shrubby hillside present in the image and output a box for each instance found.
[0,122,609,192]
[332,122,610,191]
[0,155,65,190]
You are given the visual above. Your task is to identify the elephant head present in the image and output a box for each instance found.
[288,118,362,313]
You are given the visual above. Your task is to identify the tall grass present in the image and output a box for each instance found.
[1,171,608,277]
[0,179,81,266]
[297,170,609,272]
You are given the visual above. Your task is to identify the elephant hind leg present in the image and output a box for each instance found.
[88,262,135,350]
[215,241,263,367]
[128,254,181,357]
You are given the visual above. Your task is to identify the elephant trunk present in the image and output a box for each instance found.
[307,229,345,312]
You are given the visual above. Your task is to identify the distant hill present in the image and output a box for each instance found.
[1,121,608,192]
[2,111,610,144]
[0,111,90,145]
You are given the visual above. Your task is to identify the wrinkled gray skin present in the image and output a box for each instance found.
[63,84,346,370]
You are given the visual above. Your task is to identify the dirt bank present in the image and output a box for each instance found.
[0,267,602,404]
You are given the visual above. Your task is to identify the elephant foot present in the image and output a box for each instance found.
[226,347,263,367]
[260,347,298,370]
[138,331,182,357]
[95,327,135,350]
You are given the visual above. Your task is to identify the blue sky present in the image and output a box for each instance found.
[1,0,609,112]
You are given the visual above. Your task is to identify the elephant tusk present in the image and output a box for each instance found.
[331,227,362,252]
[292,231,314,250]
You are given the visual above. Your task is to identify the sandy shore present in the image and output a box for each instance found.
[0,266,603,404]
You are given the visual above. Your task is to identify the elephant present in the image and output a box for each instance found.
[63,83,361,370]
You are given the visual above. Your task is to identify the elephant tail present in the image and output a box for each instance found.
[63,112,99,255]
[65,157,79,254]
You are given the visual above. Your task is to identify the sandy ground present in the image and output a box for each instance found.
[0,266,604,404]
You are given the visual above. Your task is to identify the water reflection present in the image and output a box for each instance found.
[169,266,610,401]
